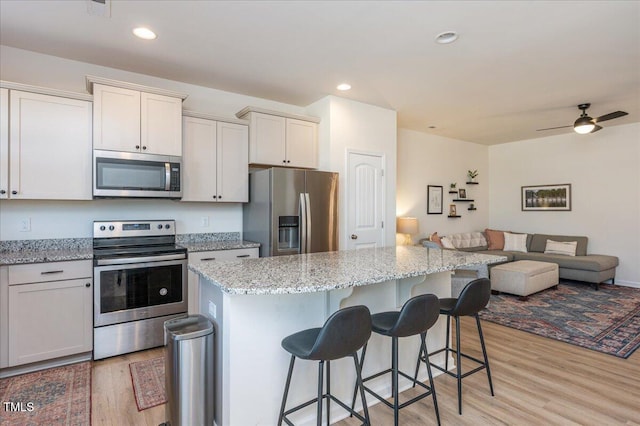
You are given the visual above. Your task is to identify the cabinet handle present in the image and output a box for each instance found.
[283,160,286,163]
[11,190,18,195]
[218,195,222,199]
[236,254,250,258]
[0,190,5,194]
[287,160,291,163]
[85,283,91,288]
[41,270,64,275]
[200,257,216,261]
[136,145,140,149]
[142,146,147,150]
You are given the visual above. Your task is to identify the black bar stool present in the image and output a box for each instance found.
[352,294,441,426]
[414,278,494,415]
[277,305,372,426]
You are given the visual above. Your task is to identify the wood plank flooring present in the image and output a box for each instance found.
[91,318,640,425]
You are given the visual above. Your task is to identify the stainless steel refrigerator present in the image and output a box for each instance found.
[243,168,338,257]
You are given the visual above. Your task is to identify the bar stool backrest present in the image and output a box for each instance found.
[390,294,440,337]
[309,305,372,361]
[451,278,491,317]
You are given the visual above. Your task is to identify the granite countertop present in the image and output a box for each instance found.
[189,245,507,295]
[0,233,260,266]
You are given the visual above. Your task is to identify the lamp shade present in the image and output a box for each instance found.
[397,217,418,235]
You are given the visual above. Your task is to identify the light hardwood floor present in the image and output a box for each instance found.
[91,318,640,425]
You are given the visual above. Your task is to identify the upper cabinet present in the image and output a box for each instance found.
[88,76,187,156]
[236,107,319,169]
[182,112,249,202]
[0,84,92,200]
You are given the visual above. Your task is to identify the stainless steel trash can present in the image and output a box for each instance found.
[164,314,214,426]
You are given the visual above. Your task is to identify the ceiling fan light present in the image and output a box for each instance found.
[574,116,595,134]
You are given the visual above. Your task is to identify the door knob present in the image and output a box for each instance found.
[351,234,358,240]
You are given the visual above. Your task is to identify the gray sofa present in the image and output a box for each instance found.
[422,231,619,290]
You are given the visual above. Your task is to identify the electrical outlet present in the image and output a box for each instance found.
[201,216,209,228]
[19,218,31,232]
[208,301,217,319]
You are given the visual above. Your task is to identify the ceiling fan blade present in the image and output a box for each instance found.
[594,111,628,123]
[536,125,572,131]
[590,124,603,133]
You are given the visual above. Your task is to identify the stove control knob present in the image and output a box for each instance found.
[99,225,106,231]
[109,225,115,231]
[165,224,171,229]
[157,224,163,229]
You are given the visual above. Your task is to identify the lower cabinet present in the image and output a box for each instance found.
[188,248,259,314]
[0,260,93,369]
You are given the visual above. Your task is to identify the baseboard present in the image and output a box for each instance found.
[0,351,91,378]
[614,280,640,288]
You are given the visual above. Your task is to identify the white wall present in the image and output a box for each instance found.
[0,46,310,240]
[396,128,489,244]
[307,96,397,248]
[489,123,640,286]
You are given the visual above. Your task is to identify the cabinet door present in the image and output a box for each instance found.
[217,122,248,202]
[8,278,93,366]
[286,118,317,169]
[9,91,92,200]
[0,266,8,368]
[182,116,217,202]
[0,88,8,199]
[142,93,183,156]
[93,84,140,153]
[249,113,286,166]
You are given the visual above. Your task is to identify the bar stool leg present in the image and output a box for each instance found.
[420,333,441,426]
[278,355,296,426]
[392,336,399,426]
[317,361,324,426]
[444,315,451,371]
[476,314,495,396]
[412,332,425,386]
[352,352,371,425]
[326,361,331,426]
[350,343,368,415]
[455,316,462,415]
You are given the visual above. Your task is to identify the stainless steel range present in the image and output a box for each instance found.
[93,220,187,360]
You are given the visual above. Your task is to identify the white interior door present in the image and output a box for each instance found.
[346,151,385,250]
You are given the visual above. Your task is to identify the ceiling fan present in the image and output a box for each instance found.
[537,103,628,134]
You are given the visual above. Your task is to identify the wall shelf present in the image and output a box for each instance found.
[468,207,477,211]
[466,181,479,185]
[453,199,474,202]
[448,215,461,218]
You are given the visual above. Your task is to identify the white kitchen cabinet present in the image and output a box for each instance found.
[188,248,258,314]
[4,89,92,200]
[89,78,186,156]
[0,88,8,198]
[5,260,93,368]
[236,107,319,169]
[182,113,249,203]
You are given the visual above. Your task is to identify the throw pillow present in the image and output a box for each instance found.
[440,236,455,249]
[429,232,443,248]
[484,228,505,250]
[544,239,577,256]
[503,232,528,252]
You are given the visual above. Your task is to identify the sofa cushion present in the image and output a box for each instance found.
[504,232,528,252]
[484,228,506,250]
[513,252,619,272]
[529,234,588,256]
[544,239,577,256]
[447,232,487,249]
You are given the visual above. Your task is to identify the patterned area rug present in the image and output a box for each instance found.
[0,361,91,426]
[129,357,166,411]
[480,281,640,358]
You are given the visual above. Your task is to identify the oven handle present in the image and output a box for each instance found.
[96,253,187,266]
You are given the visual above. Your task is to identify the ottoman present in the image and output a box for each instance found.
[491,260,559,300]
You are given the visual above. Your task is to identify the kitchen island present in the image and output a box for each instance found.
[190,245,506,426]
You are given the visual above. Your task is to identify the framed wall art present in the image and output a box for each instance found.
[427,185,443,214]
[521,183,571,211]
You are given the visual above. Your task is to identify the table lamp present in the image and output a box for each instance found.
[397,217,418,245]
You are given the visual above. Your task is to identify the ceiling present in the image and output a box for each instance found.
[1,0,639,145]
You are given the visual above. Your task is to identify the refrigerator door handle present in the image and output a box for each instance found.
[305,193,312,253]
[299,193,307,254]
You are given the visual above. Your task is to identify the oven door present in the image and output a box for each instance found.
[94,258,187,327]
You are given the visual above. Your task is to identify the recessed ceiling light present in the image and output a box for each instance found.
[337,83,351,91]
[435,31,458,44]
[133,27,157,40]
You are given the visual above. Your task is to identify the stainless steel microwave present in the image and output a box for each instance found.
[93,150,182,199]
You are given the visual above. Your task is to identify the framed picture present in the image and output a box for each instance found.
[449,204,457,216]
[521,183,571,211]
[427,185,443,214]
[458,188,466,199]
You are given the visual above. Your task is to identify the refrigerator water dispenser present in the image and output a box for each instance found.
[278,216,299,250]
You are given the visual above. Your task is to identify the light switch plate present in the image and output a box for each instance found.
[208,301,217,319]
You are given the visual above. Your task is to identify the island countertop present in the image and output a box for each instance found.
[189,245,507,295]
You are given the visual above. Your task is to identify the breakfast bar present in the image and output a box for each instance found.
[190,246,506,426]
